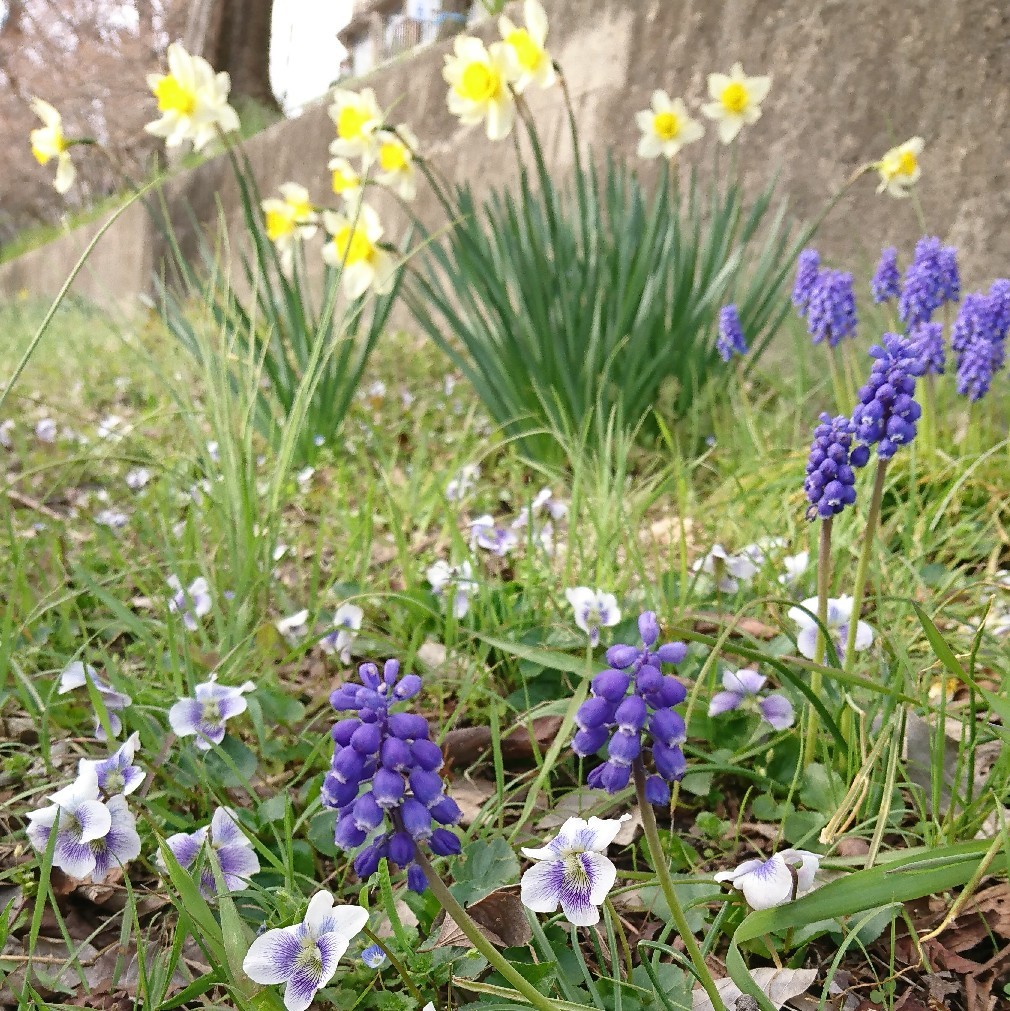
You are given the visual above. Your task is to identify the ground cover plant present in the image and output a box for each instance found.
[4,3,1010,1011]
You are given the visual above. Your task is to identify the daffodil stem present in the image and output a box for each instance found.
[802,517,832,771]
[844,458,888,673]
[633,760,726,1011]
[413,848,559,1011]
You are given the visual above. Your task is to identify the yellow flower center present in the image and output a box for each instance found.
[653,111,681,141]
[338,105,371,140]
[506,29,541,71]
[720,81,749,115]
[332,168,358,194]
[154,75,197,116]
[896,150,917,177]
[379,140,409,173]
[266,208,296,242]
[287,196,313,220]
[333,225,373,266]
[458,61,500,103]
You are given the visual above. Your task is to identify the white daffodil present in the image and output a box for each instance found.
[565,587,620,647]
[321,205,395,300]
[715,849,820,910]
[692,544,758,594]
[328,88,383,160]
[328,156,363,204]
[443,36,521,141]
[499,0,555,93]
[701,63,771,144]
[635,90,704,160]
[787,595,875,660]
[876,137,924,198]
[261,183,318,271]
[372,126,418,201]
[145,42,240,152]
[30,98,75,193]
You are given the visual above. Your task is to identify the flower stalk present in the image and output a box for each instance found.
[844,458,888,672]
[802,516,833,770]
[632,759,726,1011]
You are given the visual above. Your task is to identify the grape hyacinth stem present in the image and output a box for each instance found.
[633,759,727,1011]
[412,847,560,1011]
[844,459,889,673]
[802,517,833,771]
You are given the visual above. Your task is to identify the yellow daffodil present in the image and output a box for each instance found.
[145,43,240,152]
[701,63,771,144]
[328,88,383,160]
[29,98,75,194]
[372,125,418,201]
[328,157,363,204]
[321,204,395,299]
[499,0,555,93]
[443,36,521,142]
[876,137,923,198]
[261,183,318,270]
[635,90,704,160]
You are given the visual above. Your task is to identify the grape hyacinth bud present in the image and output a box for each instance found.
[716,304,748,362]
[898,236,960,329]
[870,247,901,303]
[802,414,863,520]
[791,248,820,316]
[951,287,1009,402]
[851,333,925,460]
[806,269,857,347]
[324,659,461,892]
[573,611,689,807]
[910,322,945,376]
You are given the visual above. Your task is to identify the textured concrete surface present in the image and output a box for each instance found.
[2,0,1008,308]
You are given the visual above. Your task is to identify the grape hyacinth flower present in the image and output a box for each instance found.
[243,891,368,1011]
[321,603,364,664]
[167,576,212,631]
[692,544,757,593]
[573,611,688,806]
[791,248,820,316]
[565,587,621,647]
[851,333,925,459]
[898,236,960,329]
[870,247,900,303]
[802,414,864,520]
[162,807,261,895]
[58,660,132,740]
[788,595,875,660]
[427,560,477,619]
[714,849,820,910]
[708,669,794,731]
[805,268,857,347]
[951,288,1009,402]
[469,514,518,556]
[519,815,627,927]
[26,767,141,880]
[79,732,145,797]
[716,304,748,362]
[325,660,462,894]
[168,673,255,750]
[910,321,945,376]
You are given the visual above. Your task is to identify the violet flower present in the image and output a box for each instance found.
[167,576,212,631]
[321,603,364,664]
[79,732,145,797]
[243,891,368,1011]
[519,814,627,926]
[427,560,477,619]
[58,660,132,740]
[708,669,794,731]
[573,611,688,806]
[715,849,819,910]
[325,660,462,893]
[565,587,621,647]
[692,544,757,593]
[788,595,874,660]
[161,807,260,895]
[468,514,518,556]
[168,673,255,750]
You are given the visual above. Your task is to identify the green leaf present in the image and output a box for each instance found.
[451,838,521,906]
[204,736,258,788]
[306,810,339,857]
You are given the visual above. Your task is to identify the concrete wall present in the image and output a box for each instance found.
[3,0,1008,309]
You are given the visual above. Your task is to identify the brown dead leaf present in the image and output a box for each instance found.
[433,887,531,949]
[442,716,564,769]
[449,778,497,826]
[692,613,779,640]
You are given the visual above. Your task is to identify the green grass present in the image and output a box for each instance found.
[2,296,1009,1010]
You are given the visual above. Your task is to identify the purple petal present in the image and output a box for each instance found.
[759,694,795,731]
[284,967,323,1011]
[210,808,246,849]
[218,843,261,888]
[558,851,615,926]
[165,829,206,870]
[214,694,249,721]
[520,859,562,913]
[242,925,301,984]
[708,690,744,717]
[168,698,203,737]
[53,833,98,879]
[723,669,766,695]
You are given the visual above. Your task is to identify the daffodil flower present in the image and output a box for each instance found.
[30,98,76,193]
[701,63,771,144]
[261,183,318,270]
[372,125,419,201]
[499,0,556,93]
[876,136,923,198]
[443,36,521,141]
[636,90,704,160]
[321,204,395,299]
[328,88,383,160]
[328,156,363,204]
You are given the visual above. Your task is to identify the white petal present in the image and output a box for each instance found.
[520,859,561,913]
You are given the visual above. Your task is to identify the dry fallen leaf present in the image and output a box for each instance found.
[692,966,817,1011]
[434,888,532,949]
